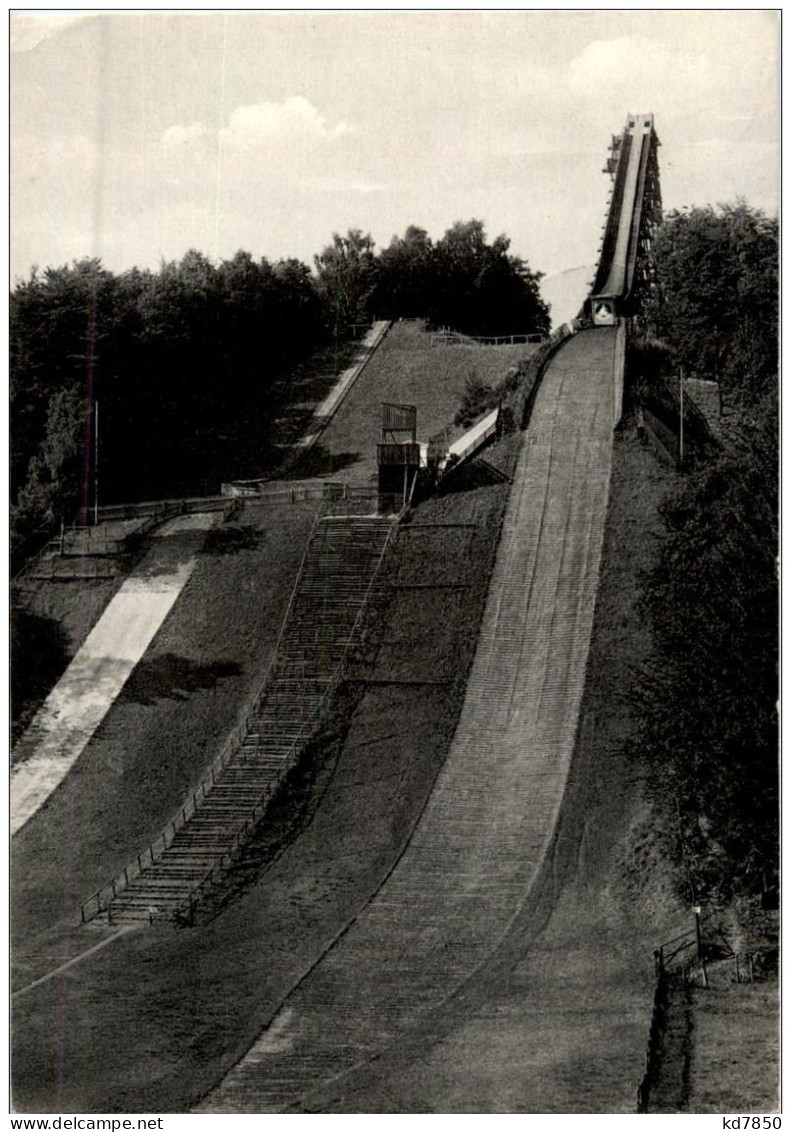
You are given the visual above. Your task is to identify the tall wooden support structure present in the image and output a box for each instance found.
[589,112,662,325]
[377,403,421,510]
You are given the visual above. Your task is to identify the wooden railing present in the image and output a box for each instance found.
[430,330,545,347]
[636,915,775,1112]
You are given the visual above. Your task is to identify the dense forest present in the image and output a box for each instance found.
[633,202,778,912]
[11,219,549,561]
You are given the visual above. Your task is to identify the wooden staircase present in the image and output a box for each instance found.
[103,516,394,924]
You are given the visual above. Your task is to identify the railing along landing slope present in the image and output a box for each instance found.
[199,326,622,1114]
[81,510,396,925]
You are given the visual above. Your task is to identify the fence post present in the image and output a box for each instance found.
[693,905,708,987]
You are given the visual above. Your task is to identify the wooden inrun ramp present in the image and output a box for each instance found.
[199,327,619,1113]
[105,515,394,924]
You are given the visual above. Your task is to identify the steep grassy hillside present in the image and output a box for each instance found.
[12,576,126,743]
[288,320,535,484]
[12,501,318,973]
[13,321,548,1113]
[261,383,675,1115]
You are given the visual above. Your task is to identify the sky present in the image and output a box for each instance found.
[9,10,779,325]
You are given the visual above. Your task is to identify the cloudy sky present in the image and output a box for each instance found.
[10,10,779,323]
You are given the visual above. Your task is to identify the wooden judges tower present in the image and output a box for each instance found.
[377,402,422,510]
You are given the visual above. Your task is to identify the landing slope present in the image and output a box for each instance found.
[294,320,535,484]
[202,327,618,1112]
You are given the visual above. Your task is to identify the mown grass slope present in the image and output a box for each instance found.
[12,312,532,1113]
[288,320,535,484]
[11,577,126,744]
[12,502,318,978]
[12,464,516,1113]
[302,427,680,1114]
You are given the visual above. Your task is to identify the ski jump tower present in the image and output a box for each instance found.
[588,112,662,326]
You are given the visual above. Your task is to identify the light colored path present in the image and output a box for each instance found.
[11,513,215,837]
[12,927,137,1000]
[199,328,618,1113]
[296,320,390,448]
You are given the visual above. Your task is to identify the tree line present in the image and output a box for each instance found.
[633,201,778,911]
[11,220,549,561]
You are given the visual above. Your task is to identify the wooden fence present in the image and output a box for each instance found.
[430,330,545,347]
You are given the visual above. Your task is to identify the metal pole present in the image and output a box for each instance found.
[694,905,708,987]
[94,400,99,526]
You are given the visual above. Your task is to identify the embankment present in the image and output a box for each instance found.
[12,470,513,1113]
[199,327,619,1112]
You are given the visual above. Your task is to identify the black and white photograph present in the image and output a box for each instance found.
[9,8,780,1118]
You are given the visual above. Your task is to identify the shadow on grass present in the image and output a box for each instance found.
[120,653,242,705]
[11,606,71,743]
[194,682,362,923]
[438,455,512,495]
[282,445,362,480]
[201,525,262,556]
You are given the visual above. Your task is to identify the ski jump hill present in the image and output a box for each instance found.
[12,113,663,1113]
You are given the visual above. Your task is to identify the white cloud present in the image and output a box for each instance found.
[220,97,352,149]
[568,36,713,103]
[10,13,90,53]
[308,176,390,195]
[12,133,98,181]
[8,13,779,283]
[160,122,207,148]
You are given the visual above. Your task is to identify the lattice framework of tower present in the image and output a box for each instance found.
[589,113,662,326]
[631,126,663,315]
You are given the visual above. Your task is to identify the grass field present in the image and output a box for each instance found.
[12,311,528,1114]
[14,313,778,1115]
[12,469,514,1112]
[647,966,779,1113]
[687,975,779,1112]
[287,320,536,484]
[11,579,125,744]
[12,502,318,974]
[297,426,682,1114]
